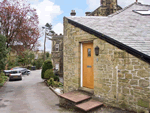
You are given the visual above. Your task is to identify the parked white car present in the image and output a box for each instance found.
[11,67,26,75]
[3,70,12,76]
[9,70,22,81]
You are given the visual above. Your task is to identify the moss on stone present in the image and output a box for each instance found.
[138,99,149,108]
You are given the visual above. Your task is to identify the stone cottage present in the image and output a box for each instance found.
[62,2,150,112]
[86,0,122,16]
[50,34,63,76]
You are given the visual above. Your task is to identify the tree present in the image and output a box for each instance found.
[42,23,55,61]
[46,52,49,59]
[0,34,8,72]
[0,0,40,53]
[17,50,35,66]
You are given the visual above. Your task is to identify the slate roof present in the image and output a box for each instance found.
[66,2,150,62]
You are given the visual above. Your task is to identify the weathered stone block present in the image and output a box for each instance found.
[130,80,138,86]
[119,79,129,83]
[123,88,129,95]
[137,70,149,78]
[139,79,149,87]
[132,62,140,65]
[133,76,140,79]
[121,70,129,74]
[126,65,133,70]
[117,72,123,77]
[103,85,111,92]
[118,65,125,70]
[125,73,132,79]
[134,65,142,70]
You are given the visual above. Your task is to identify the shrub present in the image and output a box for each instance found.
[1,72,5,76]
[53,81,63,87]
[0,72,7,86]
[44,69,54,80]
[47,77,63,87]
[0,76,3,83]
[53,76,59,82]
[41,60,53,79]
[47,78,54,86]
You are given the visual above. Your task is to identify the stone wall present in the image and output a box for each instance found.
[63,18,150,112]
[51,35,63,76]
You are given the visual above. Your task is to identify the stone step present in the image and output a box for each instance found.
[59,91,91,103]
[75,99,103,112]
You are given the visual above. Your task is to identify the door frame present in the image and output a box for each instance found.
[80,43,83,87]
[80,42,94,88]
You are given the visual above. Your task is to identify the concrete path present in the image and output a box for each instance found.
[0,70,73,113]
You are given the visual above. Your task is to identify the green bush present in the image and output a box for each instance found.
[44,69,54,80]
[41,60,53,79]
[47,78,54,86]
[35,59,43,69]
[0,72,7,86]
[47,77,63,87]
[53,81,63,87]
[1,72,5,76]
[53,76,59,82]
[0,76,3,83]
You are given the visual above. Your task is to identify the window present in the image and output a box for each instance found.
[88,48,91,57]
[55,44,59,51]
[55,64,59,71]
[133,10,150,15]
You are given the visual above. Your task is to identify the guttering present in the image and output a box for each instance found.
[66,17,150,64]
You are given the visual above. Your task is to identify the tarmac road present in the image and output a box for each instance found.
[0,70,134,113]
[0,70,72,113]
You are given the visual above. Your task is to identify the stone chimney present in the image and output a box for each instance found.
[70,10,76,16]
[85,12,91,16]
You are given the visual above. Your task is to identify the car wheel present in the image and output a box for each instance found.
[20,78,22,80]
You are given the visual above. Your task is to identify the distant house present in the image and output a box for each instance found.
[63,2,150,112]
[86,0,122,16]
[51,34,63,76]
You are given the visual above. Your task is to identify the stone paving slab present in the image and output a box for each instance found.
[76,99,103,111]
[59,91,91,103]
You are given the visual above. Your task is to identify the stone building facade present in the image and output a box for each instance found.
[63,2,150,112]
[51,34,63,76]
[87,0,122,16]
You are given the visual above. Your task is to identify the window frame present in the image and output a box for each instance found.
[55,44,59,51]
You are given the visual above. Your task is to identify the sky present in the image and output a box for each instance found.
[2,0,150,53]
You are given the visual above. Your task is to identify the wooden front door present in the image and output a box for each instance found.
[83,43,94,89]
